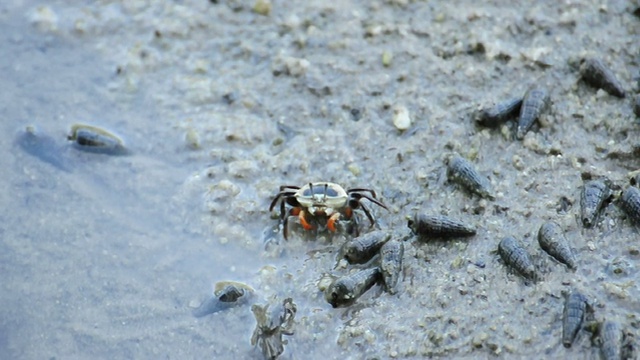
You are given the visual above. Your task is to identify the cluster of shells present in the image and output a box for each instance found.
[186,56,640,359]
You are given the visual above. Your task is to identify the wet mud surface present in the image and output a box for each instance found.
[1,0,639,359]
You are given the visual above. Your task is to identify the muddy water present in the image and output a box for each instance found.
[1,0,639,359]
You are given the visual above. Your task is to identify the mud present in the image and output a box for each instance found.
[1,0,639,359]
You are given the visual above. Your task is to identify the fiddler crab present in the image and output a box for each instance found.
[269,182,388,240]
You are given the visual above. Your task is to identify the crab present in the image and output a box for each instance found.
[268,182,388,240]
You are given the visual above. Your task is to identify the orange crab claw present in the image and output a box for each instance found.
[327,213,342,232]
[298,209,314,230]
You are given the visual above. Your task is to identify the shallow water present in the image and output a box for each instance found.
[1,0,639,359]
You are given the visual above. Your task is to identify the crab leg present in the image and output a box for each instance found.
[269,190,297,212]
[283,214,290,240]
[290,207,313,231]
[327,212,342,232]
[350,192,389,211]
[298,210,313,230]
[283,207,302,240]
[358,203,377,228]
[347,188,378,198]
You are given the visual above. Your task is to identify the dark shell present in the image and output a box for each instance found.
[340,230,391,264]
[476,97,523,127]
[408,213,476,239]
[620,186,640,225]
[580,179,611,228]
[634,94,640,118]
[446,155,494,200]
[562,291,588,348]
[579,58,626,98]
[379,238,404,294]
[325,267,381,308]
[537,222,577,269]
[498,237,537,281]
[516,87,549,140]
[68,123,128,155]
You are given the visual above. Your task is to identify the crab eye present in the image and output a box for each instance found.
[325,188,339,197]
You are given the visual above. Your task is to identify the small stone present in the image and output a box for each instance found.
[348,164,361,176]
[317,274,335,292]
[472,332,489,348]
[227,160,258,178]
[253,0,271,16]
[382,50,393,67]
[30,6,58,32]
[185,128,200,150]
[392,105,412,130]
[284,56,309,76]
[512,155,524,171]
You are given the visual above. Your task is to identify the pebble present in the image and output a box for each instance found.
[392,105,412,131]
[382,51,393,67]
[253,0,272,16]
[283,56,309,76]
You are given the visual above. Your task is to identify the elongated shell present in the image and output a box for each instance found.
[68,123,127,155]
[325,267,381,308]
[475,97,523,127]
[620,186,640,224]
[599,321,623,360]
[498,237,537,281]
[446,155,494,200]
[379,238,404,294]
[580,179,611,227]
[408,213,476,239]
[579,58,626,98]
[516,87,549,140]
[538,222,577,269]
[340,230,391,264]
[562,291,588,347]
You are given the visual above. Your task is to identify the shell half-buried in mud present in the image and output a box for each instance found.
[475,97,523,128]
[498,237,537,281]
[562,291,589,348]
[537,221,577,270]
[379,237,404,294]
[598,321,623,360]
[67,123,128,155]
[339,230,391,265]
[191,281,254,317]
[408,213,476,240]
[325,267,381,308]
[579,58,626,98]
[446,154,494,200]
[516,87,549,140]
[580,179,611,228]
